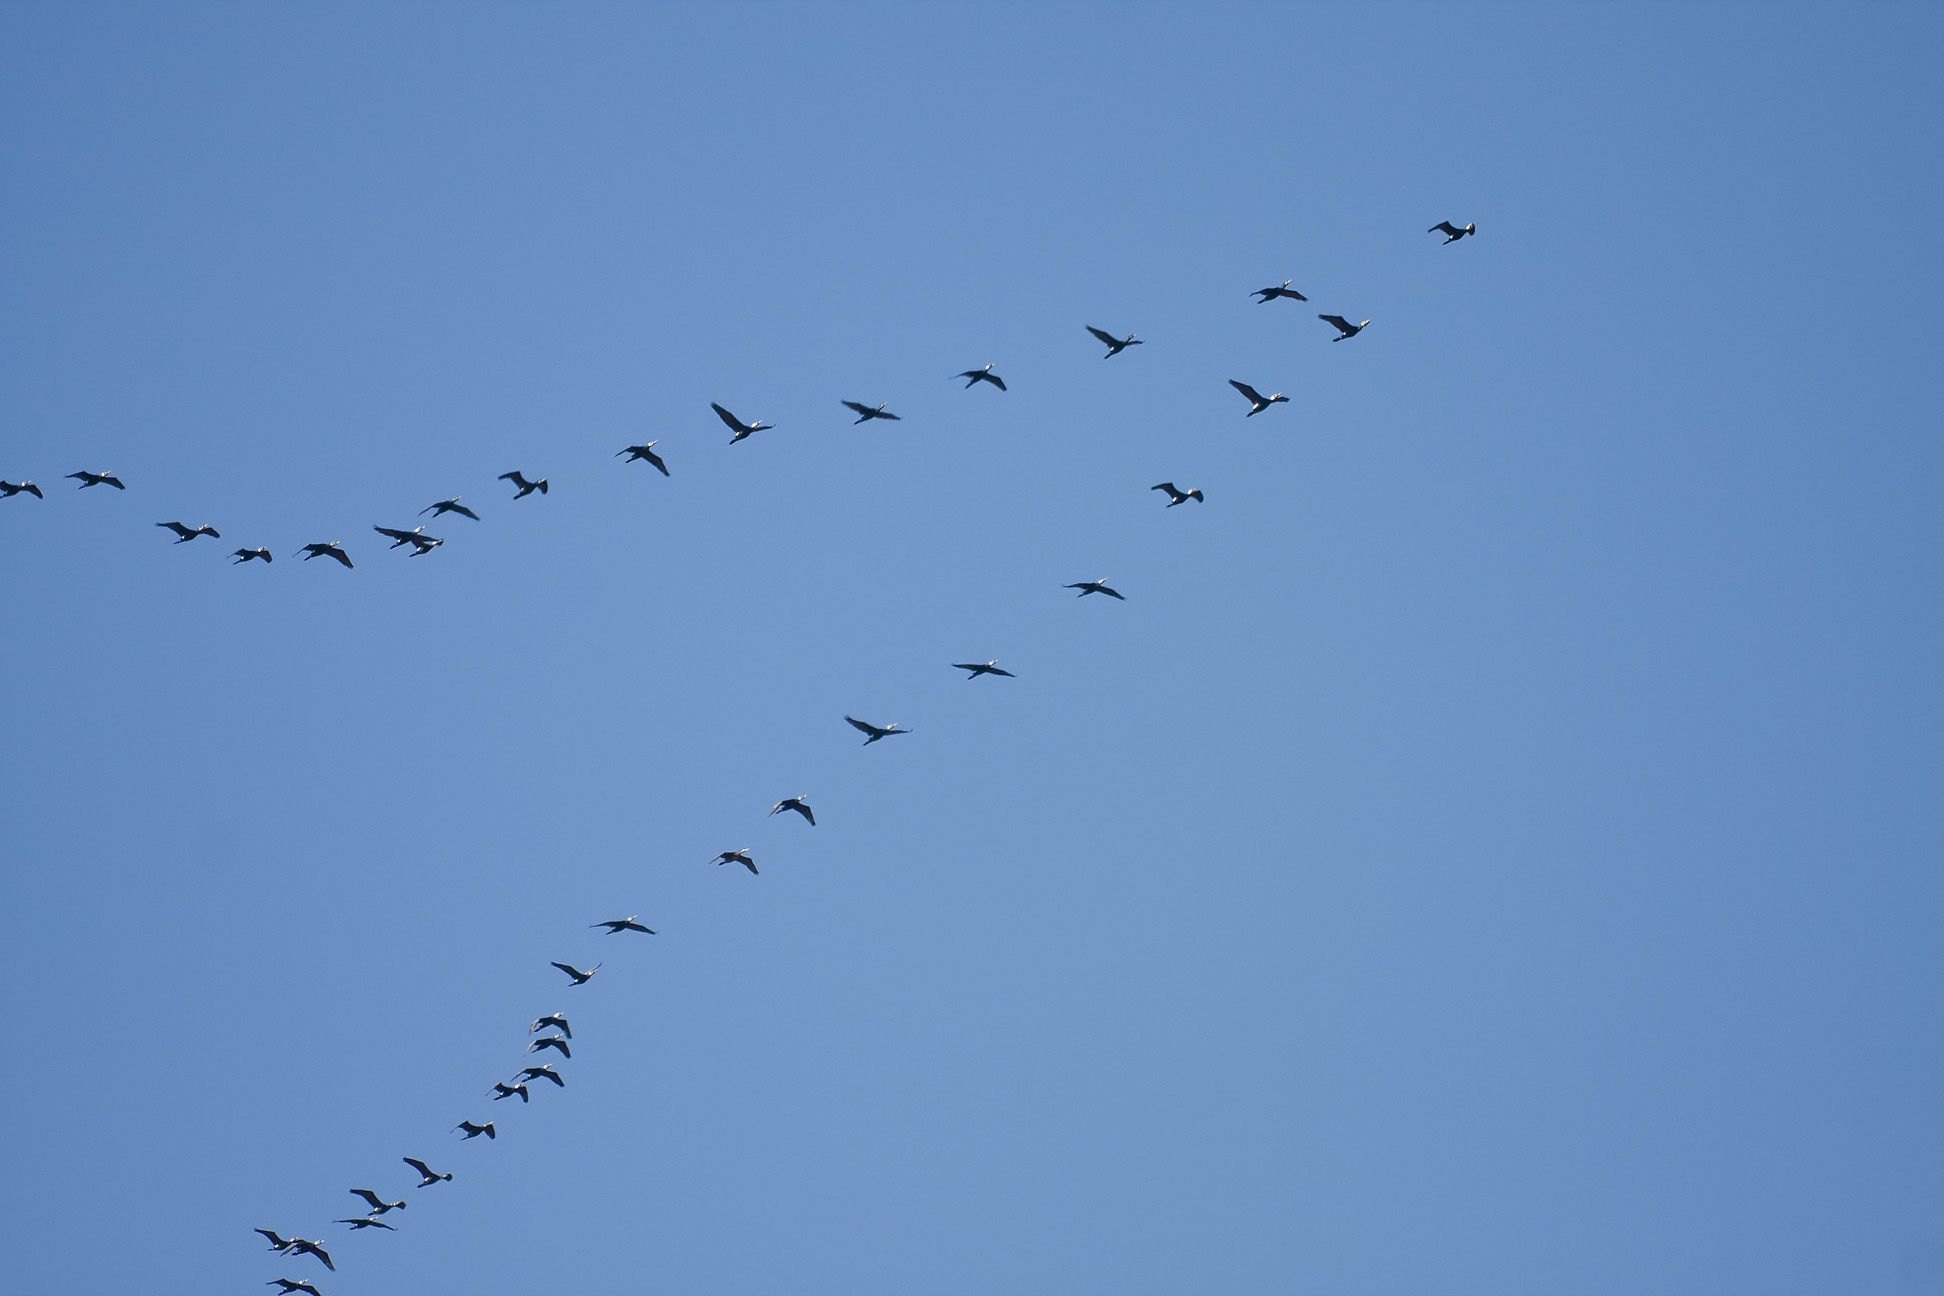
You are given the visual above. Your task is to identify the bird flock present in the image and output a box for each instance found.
[6,219,1476,1292]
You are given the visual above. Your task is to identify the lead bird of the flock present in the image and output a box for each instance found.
[1086,325,1143,358]
[336,1215,397,1231]
[1319,314,1370,341]
[956,363,1007,391]
[298,541,353,569]
[232,547,273,564]
[68,470,126,490]
[845,715,909,745]
[770,795,814,825]
[551,960,600,986]
[1229,380,1288,416]
[953,660,1014,680]
[348,1188,405,1215]
[711,402,772,444]
[499,470,548,498]
[530,1012,571,1039]
[1429,220,1476,244]
[842,400,901,424]
[156,520,220,542]
[2,481,44,498]
[403,1156,453,1186]
[374,525,442,555]
[267,1280,323,1296]
[1151,482,1204,507]
[591,915,655,935]
[617,441,669,476]
[1253,279,1309,303]
[712,848,758,875]
[515,1064,565,1088]
[420,497,480,521]
[1066,577,1126,599]
[453,1120,496,1140]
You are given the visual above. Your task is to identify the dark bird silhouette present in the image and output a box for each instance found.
[1151,482,1204,507]
[256,1229,298,1253]
[617,442,669,476]
[492,1081,529,1103]
[420,497,480,521]
[1253,280,1309,303]
[712,848,758,875]
[842,400,901,424]
[453,1120,496,1141]
[516,1064,565,1088]
[349,1188,405,1215]
[1429,220,1476,244]
[1319,314,1369,341]
[1066,578,1125,599]
[1086,325,1143,357]
[1229,380,1289,416]
[953,660,1015,679]
[68,470,125,490]
[551,961,600,986]
[711,402,772,444]
[286,1238,335,1271]
[527,1034,571,1058]
[530,1013,571,1039]
[403,1157,453,1186]
[374,525,442,555]
[956,363,1007,391]
[156,521,220,543]
[298,541,353,569]
[231,547,273,564]
[267,1280,323,1296]
[1,481,43,499]
[591,915,655,935]
[845,715,909,745]
[335,1216,396,1231]
[769,795,814,826]
[499,471,548,498]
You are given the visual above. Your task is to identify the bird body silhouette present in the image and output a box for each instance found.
[1429,220,1476,244]
[499,471,548,498]
[1066,578,1125,599]
[956,363,1007,391]
[298,541,353,569]
[618,442,670,475]
[1319,314,1369,341]
[770,795,815,825]
[1086,325,1143,357]
[845,716,909,745]
[953,660,1015,679]
[712,402,772,443]
[1151,482,1204,507]
[1228,380,1288,416]
[1252,280,1308,303]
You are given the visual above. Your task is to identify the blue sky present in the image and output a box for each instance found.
[3,3,1941,1293]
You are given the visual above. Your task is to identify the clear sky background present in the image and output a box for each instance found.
[3,4,1940,1293]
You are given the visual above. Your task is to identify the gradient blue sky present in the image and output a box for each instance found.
[3,4,1941,1293]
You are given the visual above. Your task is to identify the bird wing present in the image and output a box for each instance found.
[1230,380,1265,404]
[1430,221,1461,236]
[497,471,524,484]
[1320,314,1352,331]
[845,715,878,734]
[550,962,579,977]
[710,402,748,432]
[350,1188,382,1209]
[451,502,480,519]
[329,548,353,568]
[1151,483,1179,496]
[1085,325,1117,346]
[1102,586,1126,599]
[374,526,412,541]
[403,1157,433,1176]
[841,401,870,415]
[988,373,1007,390]
[645,448,669,475]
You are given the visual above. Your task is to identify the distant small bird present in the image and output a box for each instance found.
[712,848,758,875]
[617,442,669,476]
[157,521,221,543]
[297,541,353,569]
[267,1280,323,1296]
[845,716,909,745]
[956,363,1007,391]
[1066,578,1125,599]
[529,1013,571,1039]
[1228,380,1288,416]
[1151,482,1204,507]
[711,402,772,444]
[499,471,548,498]
[403,1156,453,1186]
[231,547,273,564]
[842,400,901,424]
[335,1215,397,1231]
[1253,280,1309,303]
[420,497,480,520]
[1319,314,1369,341]
[285,1238,335,1271]
[527,1034,571,1058]
[68,470,126,490]
[349,1188,405,1215]
[1429,220,1476,244]
[374,525,442,555]
[953,660,1015,680]
[551,961,600,986]
[591,915,655,935]
[256,1229,298,1253]
[492,1082,529,1103]
[769,795,814,826]
[1086,325,1143,358]
[0,481,43,498]
[453,1120,496,1141]
[516,1064,565,1087]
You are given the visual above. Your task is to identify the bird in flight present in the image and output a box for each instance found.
[528,1034,571,1058]
[712,848,758,875]
[374,525,442,555]
[68,470,125,490]
[285,1238,335,1271]
[1,480,43,498]
[953,660,1015,680]
[711,402,772,444]
[1429,220,1476,244]
[335,1215,397,1231]
[1228,380,1289,416]
[551,961,601,986]
[530,1012,571,1039]
[492,1081,529,1103]
[499,471,548,498]
[267,1280,323,1296]
[1066,577,1126,599]
[156,521,221,543]
[516,1064,565,1088]
[1252,280,1309,303]
[617,442,670,476]
[845,715,910,745]
[1151,482,1204,507]
[256,1229,299,1253]
[403,1156,453,1186]
[591,915,655,935]
[770,795,814,826]
[231,547,273,564]
[349,1187,405,1215]
[956,363,1007,391]
[1086,325,1143,358]
[842,400,901,424]
[420,497,480,520]
[453,1120,496,1141]
[297,541,353,569]
[1319,314,1369,341]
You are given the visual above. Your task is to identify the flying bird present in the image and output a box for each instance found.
[1066,578,1126,599]
[956,363,1007,391]
[1429,220,1476,244]
[403,1157,453,1186]
[769,795,814,826]
[156,521,220,543]
[420,497,480,520]
[529,1013,571,1039]
[711,402,772,444]
[591,915,655,935]
[335,1215,397,1231]
[453,1120,496,1141]
[349,1188,405,1215]
[845,715,909,745]
[1086,325,1143,358]
[617,442,669,476]
[285,1238,335,1271]
[712,848,758,875]
[1151,482,1204,507]
[1,481,43,498]
[374,525,442,555]
[297,541,353,569]
[842,400,901,424]
[953,660,1015,679]
[551,961,600,986]
[67,470,125,490]
[231,547,273,564]
[1228,380,1288,416]
[256,1229,298,1253]
[1252,280,1309,303]
[528,1034,571,1058]
[1319,314,1369,341]
[499,471,548,498]
[492,1082,529,1103]
[267,1281,323,1296]
[515,1064,565,1087]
